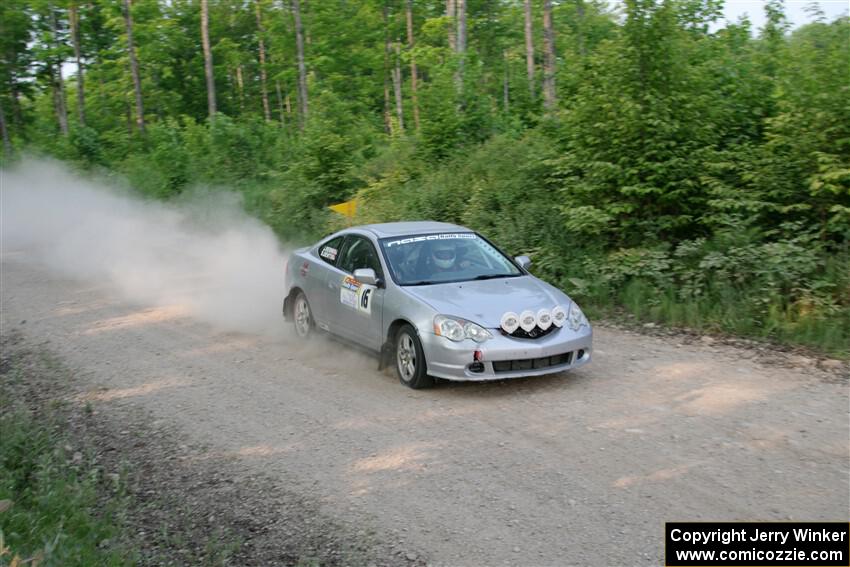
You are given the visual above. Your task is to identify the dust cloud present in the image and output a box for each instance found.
[1,158,292,337]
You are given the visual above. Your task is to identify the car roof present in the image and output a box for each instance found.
[358,221,470,238]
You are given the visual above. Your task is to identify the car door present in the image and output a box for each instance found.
[310,235,345,328]
[333,235,385,350]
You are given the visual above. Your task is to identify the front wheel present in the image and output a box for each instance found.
[293,292,313,339]
[395,324,434,389]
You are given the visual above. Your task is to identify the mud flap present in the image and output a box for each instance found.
[282,296,291,320]
[377,341,393,371]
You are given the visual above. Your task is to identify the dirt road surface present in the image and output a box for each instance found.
[2,257,848,566]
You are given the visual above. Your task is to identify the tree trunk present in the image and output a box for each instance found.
[542,0,557,111]
[49,11,69,136]
[303,0,311,45]
[575,0,587,57]
[255,0,271,121]
[446,0,456,50]
[69,4,86,127]
[0,96,12,155]
[275,80,286,123]
[382,3,393,135]
[392,41,405,133]
[123,0,145,133]
[405,0,420,130]
[47,64,69,137]
[524,0,535,101]
[126,101,134,136]
[9,79,23,131]
[456,0,466,92]
[200,0,217,119]
[292,0,309,128]
[236,64,245,111]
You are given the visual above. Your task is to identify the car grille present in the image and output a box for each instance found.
[492,352,572,373]
[502,325,558,340]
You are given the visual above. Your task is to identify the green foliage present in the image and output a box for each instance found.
[0,406,131,566]
[567,225,850,355]
[3,0,848,354]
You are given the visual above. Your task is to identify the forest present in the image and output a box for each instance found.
[1,0,848,355]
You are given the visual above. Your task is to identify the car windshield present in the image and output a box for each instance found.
[380,232,522,286]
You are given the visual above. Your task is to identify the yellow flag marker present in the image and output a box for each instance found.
[328,199,357,218]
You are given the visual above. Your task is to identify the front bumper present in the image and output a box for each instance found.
[420,325,592,381]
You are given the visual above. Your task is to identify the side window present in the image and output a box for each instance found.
[318,236,343,266]
[338,236,382,277]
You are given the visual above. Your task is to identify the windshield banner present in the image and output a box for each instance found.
[385,233,475,248]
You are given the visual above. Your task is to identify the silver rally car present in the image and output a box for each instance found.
[283,221,592,388]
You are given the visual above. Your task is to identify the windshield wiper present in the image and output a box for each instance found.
[472,274,519,281]
[404,280,438,286]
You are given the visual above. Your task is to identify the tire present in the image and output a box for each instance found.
[394,324,434,389]
[292,292,313,339]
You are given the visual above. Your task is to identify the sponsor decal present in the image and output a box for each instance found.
[340,276,376,315]
[385,233,476,248]
[320,246,338,261]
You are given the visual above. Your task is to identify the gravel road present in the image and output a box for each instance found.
[2,257,848,566]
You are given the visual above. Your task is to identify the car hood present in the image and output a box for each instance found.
[401,276,572,328]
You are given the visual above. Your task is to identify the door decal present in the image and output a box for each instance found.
[340,276,376,315]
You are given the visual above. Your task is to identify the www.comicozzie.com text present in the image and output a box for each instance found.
[670,527,847,546]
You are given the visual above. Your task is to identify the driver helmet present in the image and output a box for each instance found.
[431,242,456,269]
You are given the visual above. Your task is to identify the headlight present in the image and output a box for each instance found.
[567,302,588,331]
[464,322,491,343]
[434,315,493,343]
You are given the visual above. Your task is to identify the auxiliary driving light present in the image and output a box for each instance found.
[500,311,519,334]
[551,305,567,328]
[537,308,552,330]
[519,310,536,332]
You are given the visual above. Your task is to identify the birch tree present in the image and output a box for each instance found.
[201,0,216,118]
[0,96,11,154]
[446,0,455,50]
[392,41,404,132]
[405,0,419,130]
[255,0,270,121]
[48,9,69,135]
[68,3,85,127]
[524,0,535,101]
[455,0,466,95]
[542,0,556,110]
[292,0,308,126]
[123,0,145,133]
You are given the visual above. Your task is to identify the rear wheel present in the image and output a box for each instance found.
[293,292,313,339]
[395,324,434,389]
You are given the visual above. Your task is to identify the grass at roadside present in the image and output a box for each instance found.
[581,279,850,359]
[0,333,387,566]
[0,364,132,566]
[542,246,850,360]
[0,338,241,567]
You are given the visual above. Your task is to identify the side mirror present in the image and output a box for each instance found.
[515,255,532,270]
[353,268,380,286]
